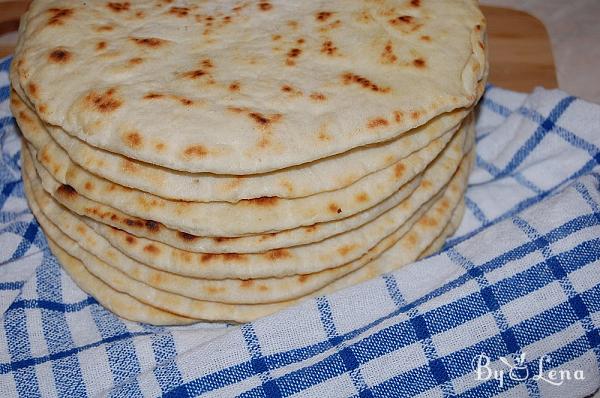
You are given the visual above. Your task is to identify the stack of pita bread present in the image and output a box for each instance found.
[10,0,487,324]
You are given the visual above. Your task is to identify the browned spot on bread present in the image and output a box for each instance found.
[40,150,51,164]
[144,92,164,99]
[179,97,194,106]
[200,253,214,263]
[212,236,234,244]
[85,89,122,113]
[145,220,160,232]
[240,279,254,288]
[201,59,214,69]
[17,111,32,124]
[143,244,160,254]
[169,6,190,17]
[393,111,403,123]
[279,180,294,194]
[419,216,438,227]
[318,131,331,141]
[390,15,414,25]
[154,142,165,152]
[96,41,107,51]
[177,231,198,241]
[47,8,73,25]
[122,159,139,173]
[420,35,431,42]
[183,145,208,158]
[305,224,319,233]
[337,244,358,256]
[342,73,390,93]
[381,41,397,64]
[310,92,327,101]
[329,203,342,214]
[181,69,207,79]
[125,235,136,245]
[38,104,47,114]
[264,249,291,260]
[281,84,302,96]
[297,38,305,44]
[135,10,145,18]
[228,106,244,113]
[57,184,77,199]
[107,2,130,12]
[410,110,421,120]
[413,58,426,68]
[285,48,302,66]
[439,199,450,210]
[248,112,281,126]
[298,274,310,283]
[316,11,333,21]
[206,286,224,294]
[125,218,144,228]
[406,233,417,246]
[476,24,481,31]
[394,163,406,178]
[355,192,369,203]
[258,233,276,242]
[479,41,485,50]
[368,118,389,128]
[49,49,71,63]
[228,81,241,92]
[128,57,143,65]
[258,2,272,11]
[421,180,432,189]
[244,196,279,206]
[95,25,114,32]
[287,20,299,29]
[321,40,338,56]
[123,131,142,148]
[27,83,38,99]
[271,34,282,41]
[130,37,167,47]
[84,182,93,191]
[411,0,421,6]
[201,253,246,263]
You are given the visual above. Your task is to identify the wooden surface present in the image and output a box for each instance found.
[482,5,558,91]
[0,3,557,92]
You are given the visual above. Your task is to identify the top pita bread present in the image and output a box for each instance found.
[13,0,485,174]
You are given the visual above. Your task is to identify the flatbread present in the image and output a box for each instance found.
[26,162,467,323]
[11,88,467,202]
[23,142,472,282]
[43,240,195,325]
[24,114,472,254]
[14,0,485,174]
[24,166,434,304]
[24,121,469,236]
[23,117,473,261]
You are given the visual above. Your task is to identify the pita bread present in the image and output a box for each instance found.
[23,141,472,283]
[44,240,195,325]
[11,89,468,202]
[22,117,473,261]
[25,121,469,237]
[14,0,486,174]
[25,159,468,323]
[24,166,432,304]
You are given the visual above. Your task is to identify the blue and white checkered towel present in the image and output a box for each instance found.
[0,55,599,397]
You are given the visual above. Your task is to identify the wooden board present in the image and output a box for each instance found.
[0,2,557,92]
[482,6,558,91]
